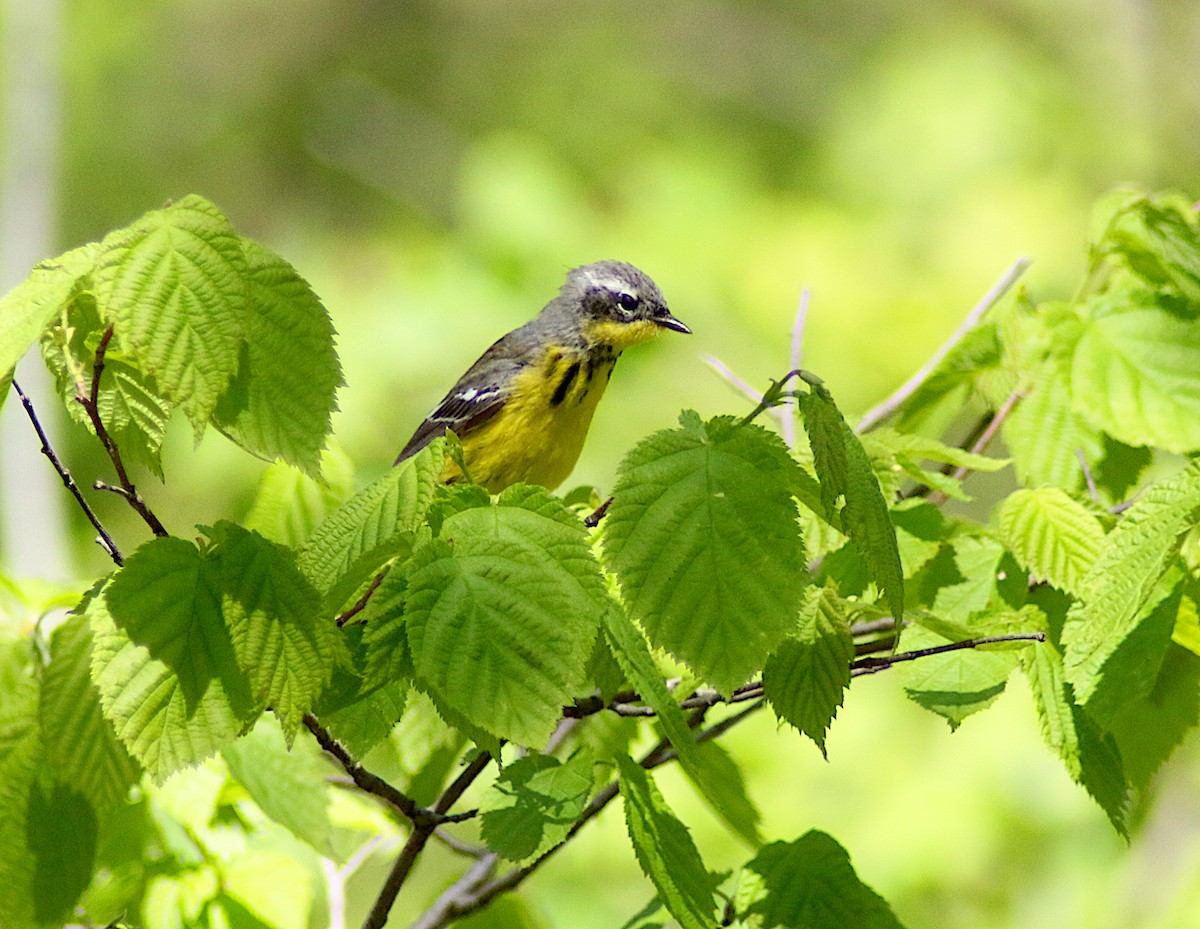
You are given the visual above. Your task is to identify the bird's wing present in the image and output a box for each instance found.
[394,333,528,465]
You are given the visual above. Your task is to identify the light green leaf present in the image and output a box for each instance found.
[39,614,141,817]
[209,522,345,739]
[223,718,337,858]
[1071,307,1200,453]
[222,851,314,929]
[92,539,257,779]
[0,729,39,929]
[1019,625,1129,835]
[1063,462,1200,705]
[480,751,594,863]
[763,587,854,755]
[604,414,806,694]
[297,442,444,611]
[0,241,98,385]
[867,426,1010,472]
[927,535,1006,623]
[998,488,1106,598]
[361,566,413,690]
[245,444,355,547]
[617,755,718,929]
[1002,362,1098,493]
[405,485,606,746]
[840,420,905,620]
[212,241,342,475]
[601,602,756,845]
[897,620,1020,729]
[1101,192,1200,303]
[93,195,247,435]
[736,831,906,929]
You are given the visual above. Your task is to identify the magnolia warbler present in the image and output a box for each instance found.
[395,260,689,492]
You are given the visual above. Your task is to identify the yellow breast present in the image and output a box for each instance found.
[443,346,619,492]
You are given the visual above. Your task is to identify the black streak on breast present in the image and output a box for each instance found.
[551,361,581,406]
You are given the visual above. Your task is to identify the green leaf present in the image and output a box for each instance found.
[0,241,98,384]
[405,485,606,746]
[212,241,342,475]
[604,414,807,693]
[1101,192,1200,304]
[479,751,594,863]
[93,195,248,436]
[0,729,40,929]
[361,566,414,690]
[925,535,1006,623]
[1019,629,1128,835]
[997,488,1106,598]
[244,444,355,547]
[209,522,345,739]
[92,539,257,779]
[222,718,338,858]
[1071,306,1200,453]
[736,831,906,929]
[897,620,1020,729]
[867,426,1010,473]
[617,755,718,929]
[1002,362,1098,493]
[297,443,444,611]
[1109,644,1200,791]
[1063,462,1200,705]
[600,603,757,845]
[40,614,141,817]
[800,390,905,620]
[763,587,854,755]
[26,780,99,925]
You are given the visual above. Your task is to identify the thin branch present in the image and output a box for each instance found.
[855,258,1031,433]
[76,326,168,538]
[1076,448,1099,503]
[10,378,123,565]
[362,750,494,929]
[336,569,387,627]
[925,386,1024,506]
[851,632,1046,676]
[782,289,810,448]
[304,714,421,820]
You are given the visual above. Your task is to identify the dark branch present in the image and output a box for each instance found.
[336,569,387,627]
[75,326,168,538]
[304,714,421,820]
[851,632,1046,676]
[10,378,123,566]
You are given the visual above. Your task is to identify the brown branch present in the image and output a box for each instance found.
[304,714,421,820]
[336,569,387,626]
[10,378,123,566]
[851,632,1046,676]
[76,326,168,538]
[362,749,493,929]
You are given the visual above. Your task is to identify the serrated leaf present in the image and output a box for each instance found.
[92,539,257,779]
[245,444,355,547]
[797,392,847,518]
[841,421,905,620]
[223,718,338,858]
[604,414,806,694]
[1002,362,1099,493]
[763,587,854,755]
[737,831,906,929]
[897,621,1019,729]
[39,615,141,817]
[617,755,718,929]
[297,443,444,611]
[405,485,606,746]
[212,241,342,475]
[1101,192,1200,303]
[867,426,1010,472]
[209,522,344,739]
[926,535,1006,623]
[1071,307,1200,453]
[93,195,247,435]
[600,603,756,845]
[1019,632,1129,835]
[0,728,40,929]
[1063,462,1200,705]
[998,488,1106,598]
[361,566,413,690]
[0,242,98,384]
[480,751,594,863]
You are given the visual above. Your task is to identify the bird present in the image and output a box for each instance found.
[395,260,690,493]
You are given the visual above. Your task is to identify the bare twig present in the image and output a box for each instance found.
[782,289,810,448]
[1076,448,1099,503]
[362,749,494,929]
[336,569,387,626]
[851,631,1046,676]
[856,258,1031,433]
[76,326,168,538]
[10,378,123,565]
[304,714,422,820]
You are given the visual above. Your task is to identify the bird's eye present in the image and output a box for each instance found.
[617,292,640,313]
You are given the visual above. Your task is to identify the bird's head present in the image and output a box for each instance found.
[559,260,690,350]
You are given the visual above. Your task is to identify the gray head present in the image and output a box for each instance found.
[550,260,690,348]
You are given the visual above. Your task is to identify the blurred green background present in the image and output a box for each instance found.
[4,1,1200,927]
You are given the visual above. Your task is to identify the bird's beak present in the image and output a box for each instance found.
[654,311,691,335]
